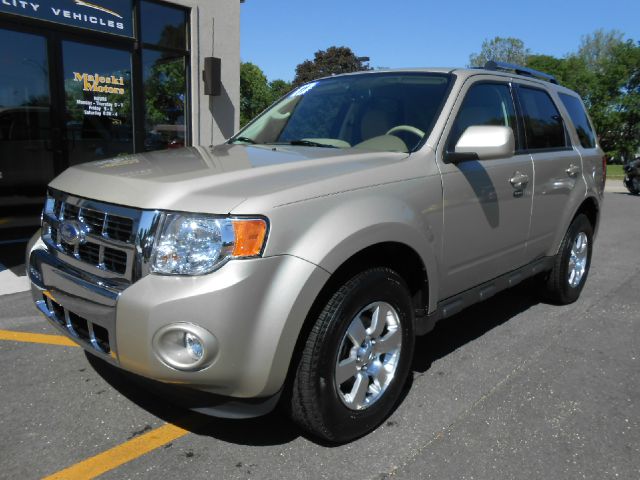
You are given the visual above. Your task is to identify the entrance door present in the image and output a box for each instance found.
[0,26,58,250]
[0,25,134,249]
[61,40,134,166]
[0,28,55,198]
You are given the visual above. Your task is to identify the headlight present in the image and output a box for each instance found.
[151,214,268,275]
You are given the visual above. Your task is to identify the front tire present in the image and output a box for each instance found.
[544,214,593,305]
[289,268,415,443]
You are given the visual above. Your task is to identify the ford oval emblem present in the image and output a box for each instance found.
[59,220,86,246]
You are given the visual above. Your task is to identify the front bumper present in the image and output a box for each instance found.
[28,233,330,404]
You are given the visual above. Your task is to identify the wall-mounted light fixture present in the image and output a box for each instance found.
[203,57,221,96]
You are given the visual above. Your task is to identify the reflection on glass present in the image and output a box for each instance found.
[143,50,186,151]
[238,74,452,153]
[559,93,596,149]
[140,0,187,49]
[448,84,517,151]
[62,41,134,165]
[0,28,53,195]
[519,88,566,150]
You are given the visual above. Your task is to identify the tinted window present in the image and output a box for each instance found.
[448,83,517,152]
[140,1,188,50]
[0,28,55,194]
[140,1,190,152]
[559,93,596,148]
[518,87,566,150]
[143,50,187,150]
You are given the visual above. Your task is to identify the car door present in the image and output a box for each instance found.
[514,83,584,260]
[436,79,534,299]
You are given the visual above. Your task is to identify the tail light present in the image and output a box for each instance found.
[602,155,607,189]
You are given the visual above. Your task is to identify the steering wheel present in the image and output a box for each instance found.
[386,125,425,138]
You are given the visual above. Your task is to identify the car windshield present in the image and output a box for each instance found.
[231,72,452,153]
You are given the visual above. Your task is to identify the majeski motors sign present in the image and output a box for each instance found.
[0,0,134,37]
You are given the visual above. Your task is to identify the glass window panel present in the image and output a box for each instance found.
[0,28,54,195]
[143,50,187,151]
[519,87,566,150]
[559,93,596,149]
[140,0,187,50]
[240,74,451,153]
[448,83,517,152]
[62,41,134,165]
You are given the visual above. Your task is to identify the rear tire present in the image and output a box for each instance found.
[624,176,640,195]
[289,267,415,443]
[543,214,593,305]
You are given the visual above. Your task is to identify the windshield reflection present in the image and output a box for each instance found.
[232,72,452,153]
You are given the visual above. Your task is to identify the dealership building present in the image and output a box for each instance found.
[0,0,241,234]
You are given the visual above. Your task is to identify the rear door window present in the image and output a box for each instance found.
[517,87,567,150]
[558,93,596,148]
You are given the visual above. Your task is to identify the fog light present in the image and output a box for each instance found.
[184,332,204,361]
[152,323,218,371]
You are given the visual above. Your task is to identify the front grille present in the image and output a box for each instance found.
[103,248,128,274]
[44,295,112,355]
[78,243,100,265]
[43,192,141,279]
[105,215,134,242]
[62,202,80,220]
[81,208,106,234]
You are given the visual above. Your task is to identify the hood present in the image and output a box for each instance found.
[49,144,410,214]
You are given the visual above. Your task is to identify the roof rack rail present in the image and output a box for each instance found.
[484,60,558,84]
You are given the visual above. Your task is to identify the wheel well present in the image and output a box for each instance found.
[324,242,429,314]
[575,197,599,231]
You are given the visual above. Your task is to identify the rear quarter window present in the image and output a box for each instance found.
[558,93,596,148]
[518,87,567,150]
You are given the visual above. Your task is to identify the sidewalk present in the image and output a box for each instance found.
[0,266,29,295]
[605,180,630,193]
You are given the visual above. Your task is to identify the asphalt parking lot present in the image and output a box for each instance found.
[1,189,638,480]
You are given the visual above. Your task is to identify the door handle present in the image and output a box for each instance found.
[566,164,581,177]
[510,171,529,189]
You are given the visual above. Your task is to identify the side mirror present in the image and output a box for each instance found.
[445,125,515,163]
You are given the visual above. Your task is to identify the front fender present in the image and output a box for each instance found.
[263,177,443,313]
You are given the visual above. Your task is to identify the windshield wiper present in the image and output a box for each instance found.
[231,136,257,144]
[288,140,338,148]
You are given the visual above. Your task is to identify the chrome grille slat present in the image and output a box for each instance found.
[50,224,59,245]
[53,199,62,218]
[98,244,105,266]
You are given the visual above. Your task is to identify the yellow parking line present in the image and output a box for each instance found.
[42,423,190,480]
[0,329,79,347]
